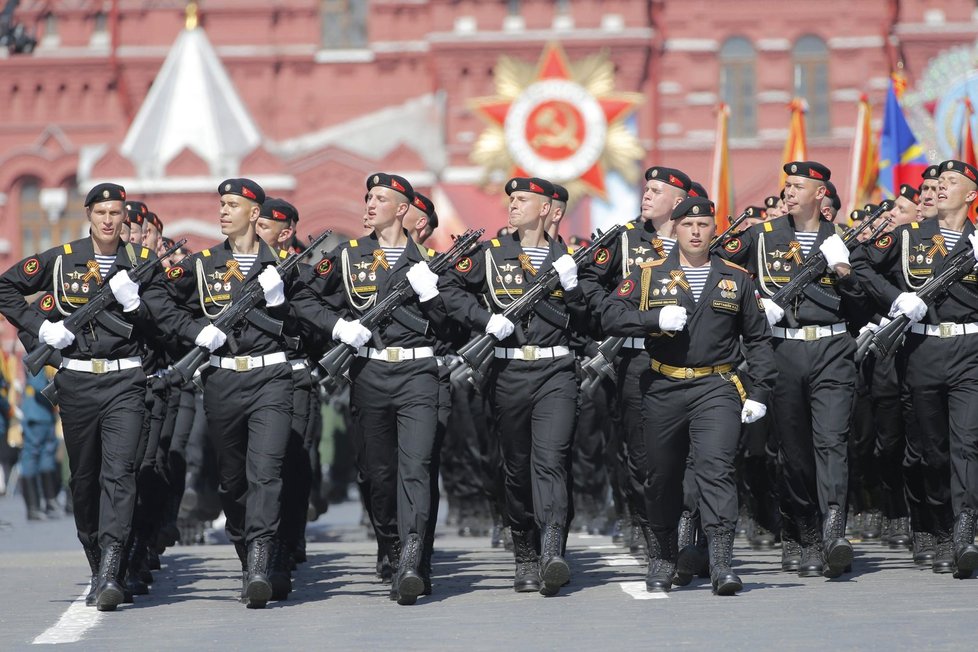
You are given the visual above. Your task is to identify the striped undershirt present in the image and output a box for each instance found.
[659,237,677,256]
[523,246,549,271]
[795,231,819,257]
[939,228,962,252]
[681,265,711,302]
[94,254,115,279]
[381,246,405,268]
[232,253,258,277]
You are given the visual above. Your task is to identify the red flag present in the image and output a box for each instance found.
[780,98,808,187]
[710,103,733,233]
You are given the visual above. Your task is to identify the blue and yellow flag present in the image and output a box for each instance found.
[878,73,927,199]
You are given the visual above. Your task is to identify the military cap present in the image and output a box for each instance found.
[645,166,692,192]
[898,184,920,204]
[849,209,868,223]
[219,178,265,205]
[939,159,978,184]
[671,196,715,220]
[783,160,831,182]
[764,195,780,209]
[147,212,164,234]
[688,181,709,199]
[261,197,299,224]
[744,206,767,219]
[367,172,414,202]
[551,184,569,203]
[823,181,842,210]
[505,177,554,199]
[921,164,940,180]
[863,203,879,213]
[125,200,148,217]
[411,192,438,230]
[85,182,126,207]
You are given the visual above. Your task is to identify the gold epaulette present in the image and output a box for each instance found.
[625,223,636,230]
[490,238,501,247]
[720,258,749,273]
[349,239,359,247]
[201,249,211,257]
[639,258,666,269]
[910,222,920,229]
[63,243,73,254]
[278,249,288,259]
[427,248,436,257]
[139,246,150,259]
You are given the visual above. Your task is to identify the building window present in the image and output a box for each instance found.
[41,13,59,48]
[793,35,830,137]
[320,0,367,49]
[719,37,756,138]
[18,179,42,257]
[90,12,109,48]
[508,0,521,15]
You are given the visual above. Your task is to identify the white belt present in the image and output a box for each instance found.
[620,337,645,350]
[494,345,571,361]
[60,356,142,374]
[909,322,978,338]
[356,346,435,363]
[290,360,309,371]
[771,323,847,341]
[209,352,289,372]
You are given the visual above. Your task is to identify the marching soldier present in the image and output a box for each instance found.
[852,159,978,578]
[0,183,182,611]
[600,196,776,595]
[124,200,148,246]
[441,176,586,596]
[720,161,860,579]
[143,212,163,254]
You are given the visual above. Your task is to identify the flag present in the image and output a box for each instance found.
[961,98,977,221]
[878,72,927,200]
[779,98,808,187]
[847,94,879,216]
[710,103,733,232]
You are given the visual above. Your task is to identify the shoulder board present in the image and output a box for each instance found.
[63,243,73,254]
[720,259,750,273]
[278,249,288,259]
[567,246,575,254]
[427,248,436,257]
[202,249,211,257]
[763,221,774,232]
[490,238,501,247]
[625,223,636,231]
[639,258,667,269]
[349,239,358,247]
[910,222,919,229]
[139,246,150,259]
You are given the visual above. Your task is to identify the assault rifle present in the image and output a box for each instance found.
[315,228,484,388]
[171,231,332,384]
[24,239,187,376]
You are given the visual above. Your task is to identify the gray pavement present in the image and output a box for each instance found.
[0,492,975,650]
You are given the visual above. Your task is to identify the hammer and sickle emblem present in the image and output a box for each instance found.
[531,104,580,150]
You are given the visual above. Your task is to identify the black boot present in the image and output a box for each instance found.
[952,510,978,579]
[912,531,936,566]
[797,516,824,578]
[628,521,646,557]
[391,533,424,605]
[40,470,63,518]
[385,538,402,597]
[20,476,46,521]
[887,517,911,549]
[931,530,954,574]
[125,536,149,596]
[375,543,394,584]
[781,536,802,572]
[861,509,883,540]
[822,506,853,578]
[674,512,697,586]
[512,529,541,593]
[83,545,100,607]
[645,528,678,593]
[234,541,248,603]
[95,543,125,612]
[707,528,743,596]
[269,539,292,601]
[244,539,272,608]
[540,524,570,597]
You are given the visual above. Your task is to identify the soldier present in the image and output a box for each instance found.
[0,182,184,611]
[165,178,325,608]
[124,201,148,246]
[600,196,776,594]
[720,161,860,579]
[918,165,940,221]
[404,191,438,244]
[765,194,785,219]
[143,212,163,254]
[441,176,586,596]
[820,181,842,223]
[17,367,60,521]
[852,159,978,578]
[293,173,446,605]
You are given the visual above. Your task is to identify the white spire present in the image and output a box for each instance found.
[120,22,261,179]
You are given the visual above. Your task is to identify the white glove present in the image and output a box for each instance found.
[552,254,579,291]
[741,399,768,424]
[194,324,227,352]
[819,234,851,269]
[257,266,285,307]
[331,318,372,348]
[108,270,140,312]
[889,292,927,323]
[858,322,880,337]
[406,262,439,302]
[485,313,516,339]
[658,305,687,332]
[969,232,978,263]
[38,320,74,349]
[760,298,785,327]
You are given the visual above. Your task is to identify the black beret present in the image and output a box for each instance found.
[411,192,438,230]
[688,181,709,199]
[849,209,868,223]
[922,165,941,181]
[146,212,163,234]
[671,196,715,220]
[764,195,780,209]
[823,181,842,211]
[898,184,920,203]
[939,159,978,184]
[744,206,767,219]
[505,177,554,199]
[218,178,265,205]
[551,184,569,203]
[863,203,879,213]
[783,160,831,182]
[85,182,126,207]
[645,166,692,192]
[261,197,299,224]
[367,172,414,202]
[125,200,148,218]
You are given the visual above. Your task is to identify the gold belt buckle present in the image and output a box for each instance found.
[684,367,694,379]
[91,359,107,374]
[521,345,539,361]
[234,356,251,372]
[386,347,403,363]
[803,325,818,341]
[938,323,955,339]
